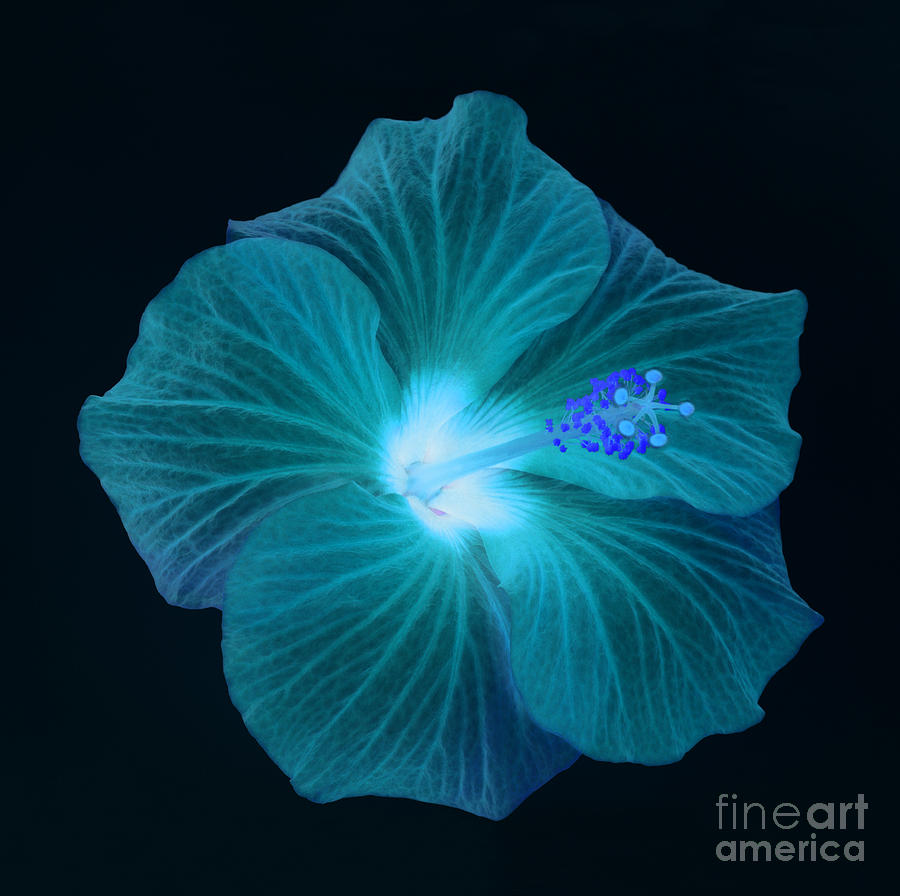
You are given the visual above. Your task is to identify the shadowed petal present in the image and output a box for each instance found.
[222,482,579,820]
[228,91,609,411]
[444,200,805,517]
[480,473,822,763]
[78,239,400,609]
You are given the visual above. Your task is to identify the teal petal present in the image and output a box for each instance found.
[222,482,579,820]
[78,239,400,609]
[228,91,609,410]
[445,200,805,516]
[480,474,822,763]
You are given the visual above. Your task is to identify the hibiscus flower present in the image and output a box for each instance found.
[78,91,821,820]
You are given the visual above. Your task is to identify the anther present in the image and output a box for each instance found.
[551,366,695,462]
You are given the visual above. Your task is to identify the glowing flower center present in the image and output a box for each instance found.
[401,368,694,513]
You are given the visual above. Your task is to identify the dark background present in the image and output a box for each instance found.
[18,1,895,893]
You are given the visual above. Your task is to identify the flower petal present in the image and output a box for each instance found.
[228,91,609,410]
[480,474,822,763]
[78,239,400,609]
[222,482,579,820]
[445,200,805,516]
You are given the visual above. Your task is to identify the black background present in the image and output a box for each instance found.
[19,1,895,893]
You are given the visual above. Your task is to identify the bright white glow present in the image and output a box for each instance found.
[646,369,662,384]
[618,420,635,436]
[382,371,474,496]
[429,470,520,533]
[679,401,695,417]
[381,371,528,538]
[649,432,668,448]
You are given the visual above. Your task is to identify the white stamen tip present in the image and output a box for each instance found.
[618,420,636,436]
[679,401,695,417]
[614,387,629,406]
[645,369,663,384]
[649,432,668,448]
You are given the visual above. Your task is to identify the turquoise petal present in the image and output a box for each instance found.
[445,200,805,516]
[228,92,609,410]
[78,239,400,609]
[222,482,579,820]
[481,474,822,763]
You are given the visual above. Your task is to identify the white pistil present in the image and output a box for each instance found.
[404,431,548,503]
[401,366,695,506]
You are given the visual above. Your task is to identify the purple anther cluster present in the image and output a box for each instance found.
[554,368,671,459]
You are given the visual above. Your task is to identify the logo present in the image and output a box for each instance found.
[714,793,866,863]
